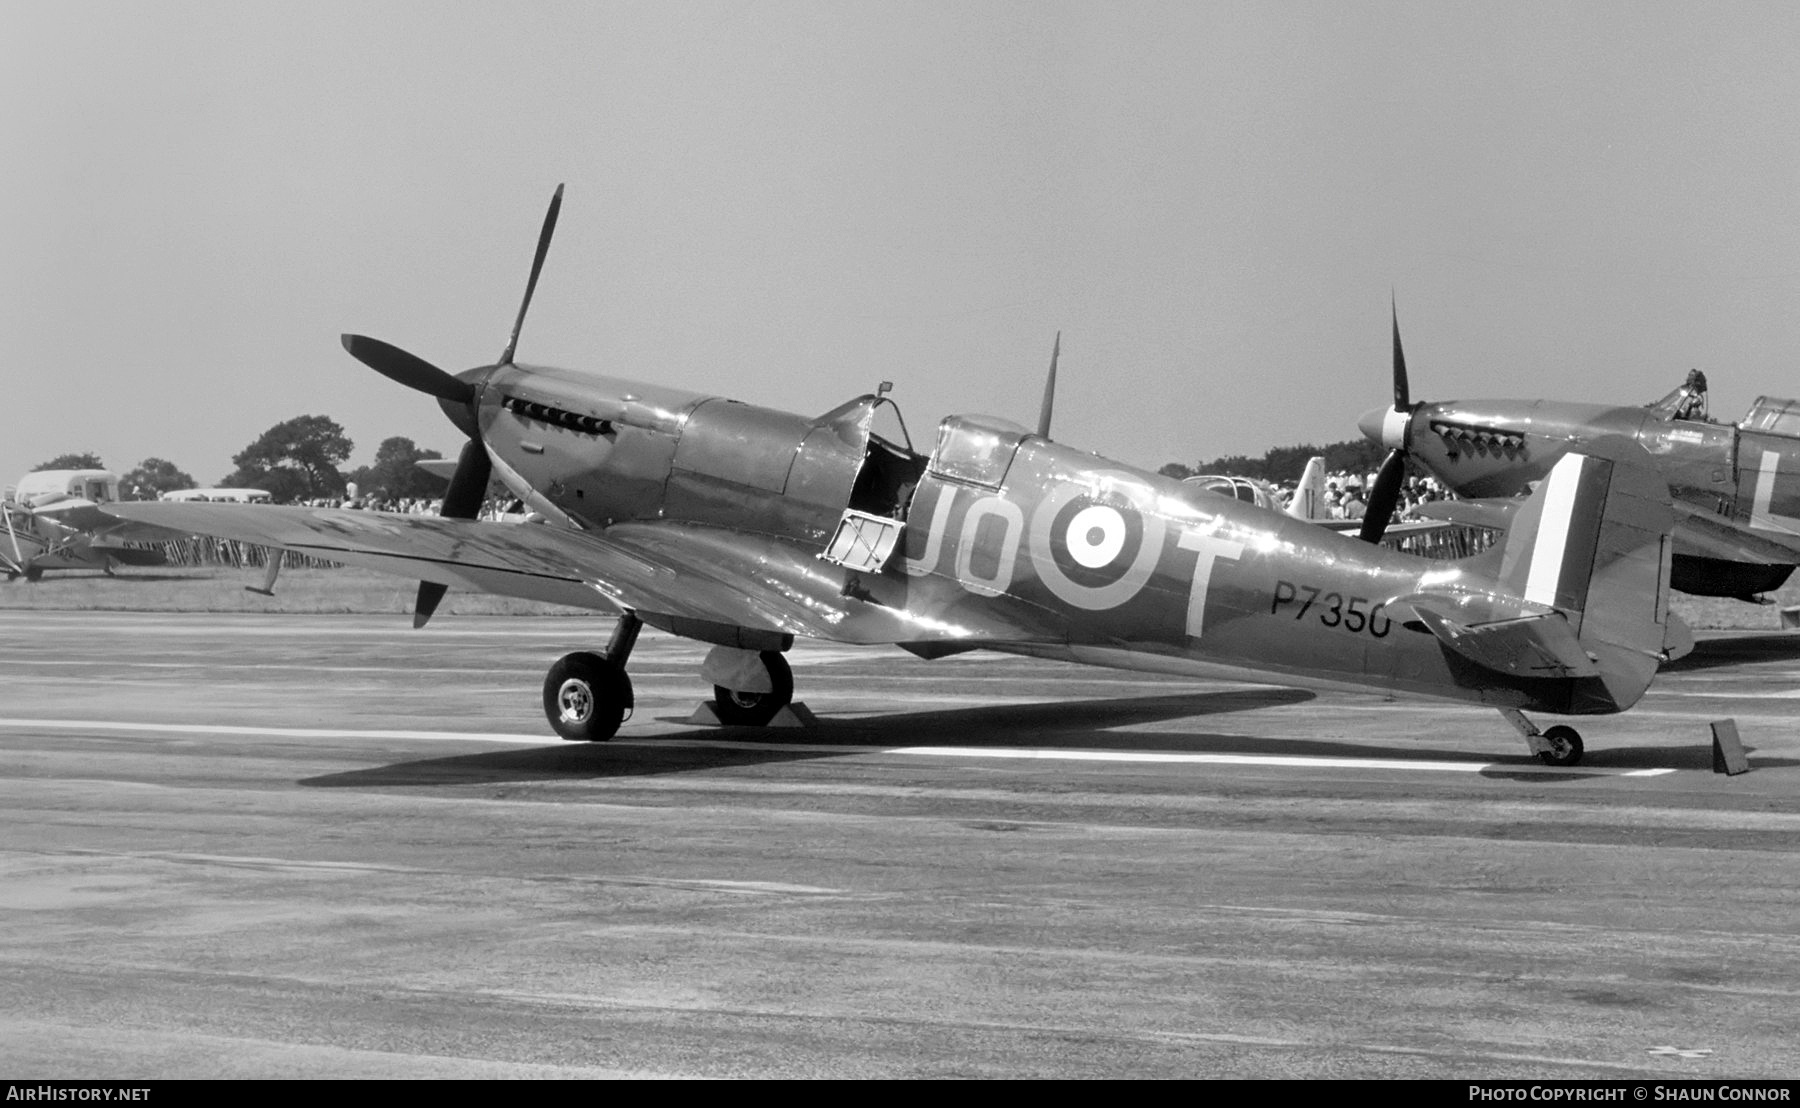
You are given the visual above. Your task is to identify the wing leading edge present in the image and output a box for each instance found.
[102,502,1048,647]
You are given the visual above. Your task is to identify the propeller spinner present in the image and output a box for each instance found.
[339,183,566,625]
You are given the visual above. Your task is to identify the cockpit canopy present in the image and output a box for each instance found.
[929,415,1029,488]
[1740,396,1800,438]
[1183,474,1267,505]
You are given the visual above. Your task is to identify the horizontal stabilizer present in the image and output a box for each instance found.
[1407,601,1599,678]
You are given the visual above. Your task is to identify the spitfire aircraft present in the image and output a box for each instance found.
[1359,317,1800,601]
[2,469,172,581]
[112,188,1687,767]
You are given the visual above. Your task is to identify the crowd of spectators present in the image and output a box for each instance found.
[1289,471,1452,525]
[298,494,443,513]
[281,473,1457,532]
[295,493,534,522]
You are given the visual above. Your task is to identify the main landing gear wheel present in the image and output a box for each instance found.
[712,651,794,727]
[1537,725,1584,768]
[543,651,633,742]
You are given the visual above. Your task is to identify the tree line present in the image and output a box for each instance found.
[37,416,1401,504]
[1157,438,1395,483]
[30,416,449,504]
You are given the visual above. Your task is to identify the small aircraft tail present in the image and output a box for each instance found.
[1404,438,1682,713]
[1286,456,1329,521]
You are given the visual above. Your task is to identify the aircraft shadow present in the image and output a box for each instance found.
[299,684,1780,789]
[7,571,204,584]
[301,687,1319,789]
[792,687,1316,747]
[1665,631,1800,673]
[1477,742,1795,777]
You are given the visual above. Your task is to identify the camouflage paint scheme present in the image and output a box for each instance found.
[99,186,1683,763]
[117,364,1678,725]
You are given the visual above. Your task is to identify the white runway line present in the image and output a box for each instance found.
[0,718,1677,774]
[887,746,1677,776]
[0,718,555,745]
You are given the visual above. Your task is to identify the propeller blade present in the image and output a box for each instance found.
[439,438,492,521]
[412,438,493,628]
[1391,297,1410,412]
[1036,331,1060,440]
[499,183,565,365]
[342,335,474,406]
[1358,447,1408,544]
[412,581,449,630]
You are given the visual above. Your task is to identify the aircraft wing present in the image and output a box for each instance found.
[31,498,114,531]
[1413,492,1800,571]
[1667,498,1800,564]
[30,498,189,543]
[1312,517,1454,537]
[1412,497,1520,532]
[414,458,460,482]
[103,502,1045,646]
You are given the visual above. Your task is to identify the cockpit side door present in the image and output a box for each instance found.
[799,396,927,571]
[1635,414,1736,519]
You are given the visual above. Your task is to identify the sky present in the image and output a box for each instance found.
[6,1,1800,487]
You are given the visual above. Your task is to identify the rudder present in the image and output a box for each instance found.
[1489,437,1679,711]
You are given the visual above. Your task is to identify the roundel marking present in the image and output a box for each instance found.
[1066,505,1127,569]
[1029,475,1166,611]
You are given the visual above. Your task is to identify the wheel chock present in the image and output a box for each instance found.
[683,701,817,728]
[767,703,817,728]
[1711,719,1750,775]
[685,701,726,726]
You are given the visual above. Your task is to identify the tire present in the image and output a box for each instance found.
[712,651,794,727]
[542,651,632,742]
[1537,725,1584,767]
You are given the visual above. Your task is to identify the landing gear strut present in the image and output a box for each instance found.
[543,613,641,742]
[1500,708,1585,767]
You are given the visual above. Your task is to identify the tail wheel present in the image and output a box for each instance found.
[1537,725,1584,767]
[543,651,632,742]
[712,651,794,727]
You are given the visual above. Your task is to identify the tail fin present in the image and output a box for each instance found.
[1410,438,1678,712]
[1286,456,1329,521]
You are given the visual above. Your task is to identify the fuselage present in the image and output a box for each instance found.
[463,361,1661,716]
[1370,395,1800,597]
[2,470,135,576]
